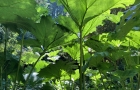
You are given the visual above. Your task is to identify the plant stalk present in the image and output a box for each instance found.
[3,27,8,90]
[23,51,45,90]
[13,31,26,90]
[79,27,84,90]
[137,56,140,89]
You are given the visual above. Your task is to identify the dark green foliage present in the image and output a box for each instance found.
[0,0,140,90]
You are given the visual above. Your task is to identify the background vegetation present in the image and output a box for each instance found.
[0,0,140,90]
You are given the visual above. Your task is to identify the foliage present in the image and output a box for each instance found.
[0,0,37,22]
[0,0,140,90]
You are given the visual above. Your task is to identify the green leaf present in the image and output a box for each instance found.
[107,12,123,23]
[36,5,48,16]
[115,4,140,39]
[0,0,37,22]
[82,14,107,37]
[35,60,48,72]
[56,16,79,35]
[85,33,109,52]
[83,0,135,24]
[48,50,60,57]
[31,16,77,49]
[71,70,79,80]
[134,0,140,4]
[63,44,80,60]
[5,58,19,74]
[86,39,105,52]
[19,39,41,47]
[58,0,135,37]
[9,68,25,83]
[21,52,39,64]
[88,54,104,67]
[122,31,140,48]
[98,62,114,73]
[109,50,126,61]
[15,16,76,49]
[125,55,138,66]
[113,69,137,80]
[38,60,77,80]
[2,23,20,33]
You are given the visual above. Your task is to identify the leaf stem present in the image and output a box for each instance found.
[3,27,8,90]
[13,31,26,90]
[23,51,45,90]
[79,26,84,90]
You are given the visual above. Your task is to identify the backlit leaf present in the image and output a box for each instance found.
[57,0,134,37]
[0,0,37,22]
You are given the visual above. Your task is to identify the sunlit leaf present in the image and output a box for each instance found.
[38,60,77,80]
[57,0,135,37]
[21,52,39,64]
[63,44,80,60]
[122,31,140,48]
[115,3,140,39]
[35,60,48,72]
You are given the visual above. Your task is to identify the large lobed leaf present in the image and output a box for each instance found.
[60,0,134,25]
[16,16,77,49]
[56,0,135,37]
[0,0,37,22]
